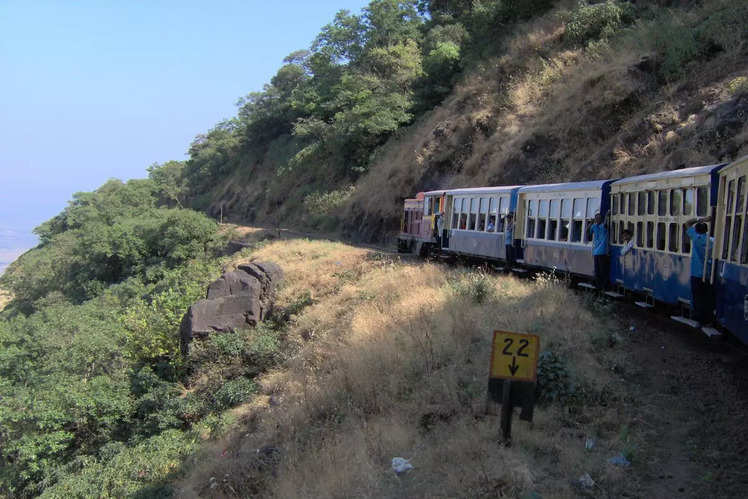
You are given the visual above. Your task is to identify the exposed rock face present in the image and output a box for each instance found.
[180,261,283,354]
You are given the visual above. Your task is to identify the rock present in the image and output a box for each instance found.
[578,473,595,489]
[180,261,283,354]
[207,270,262,299]
[391,457,414,474]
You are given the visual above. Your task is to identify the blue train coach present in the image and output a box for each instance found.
[608,164,724,312]
[712,155,748,342]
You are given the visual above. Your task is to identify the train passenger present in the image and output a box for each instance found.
[486,219,495,231]
[621,229,634,256]
[589,213,610,290]
[436,211,444,248]
[685,216,715,327]
[505,213,515,265]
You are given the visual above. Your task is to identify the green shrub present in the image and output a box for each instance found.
[536,351,573,404]
[213,377,257,410]
[565,0,635,46]
[448,270,494,304]
[648,16,701,81]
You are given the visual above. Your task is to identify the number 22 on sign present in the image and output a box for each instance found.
[489,330,539,382]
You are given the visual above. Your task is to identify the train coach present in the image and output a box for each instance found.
[712,155,748,343]
[608,164,725,314]
[397,156,748,344]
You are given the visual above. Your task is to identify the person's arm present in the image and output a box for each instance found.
[685,215,711,228]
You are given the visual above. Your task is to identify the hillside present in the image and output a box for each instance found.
[169,236,748,497]
[178,0,748,242]
[2,1,748,496]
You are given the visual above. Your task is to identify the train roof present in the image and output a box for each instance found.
[718,155,748,174]
[423,186,521,196]
[518,179,611,193]
[612,163,726,186]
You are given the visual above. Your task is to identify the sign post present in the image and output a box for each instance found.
[487,330,540,444]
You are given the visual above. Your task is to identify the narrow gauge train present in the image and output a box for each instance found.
[398,156,748,344]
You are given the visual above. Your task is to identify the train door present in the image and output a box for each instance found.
[443,194,452,249]
[712,158,748,341]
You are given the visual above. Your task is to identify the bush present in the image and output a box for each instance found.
[535,350,573,404]
[565,0,635,46]
[213,378,257,410]
[648,16,701,81]
[448,270,494,304]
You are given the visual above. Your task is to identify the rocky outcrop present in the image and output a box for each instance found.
[180,261,283,354]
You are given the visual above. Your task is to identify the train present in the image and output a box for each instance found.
[398,155,748,344]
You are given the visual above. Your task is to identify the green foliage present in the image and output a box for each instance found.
[647,15,701,81]
[728,77,748,96]
[213,377,257,410]
[303,186,356,216]
[564,1,635,46]
[0,179,219,311]
[147,160,186,207]
[535,350,573,404]
[448,270,494,304]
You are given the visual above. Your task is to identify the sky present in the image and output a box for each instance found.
[0,0,370,261]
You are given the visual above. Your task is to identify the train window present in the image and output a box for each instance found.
[548,199,559,241]
[587,197,600,218]
[627,193,634,216]
[637,192,646,215]
[722,214,732,260]
[452,199,459,229]
[536,200,548,239]
[668,223,679,252]
[488,197,497,232]
[682,223,691,254]
[636,221,643,247]
[670,189,682,216]
[741,217,748,265]
[499,196,508,215]
[571,198,584,242]
[647,191,655,215]
[612,194,618,215]
[658,191,667,216]
[657,222,666,251]
[469,198,478,231]
[683,188,694,216]
[697,186,708,216]
[527,200,536,238]
[647,221,654,248]
[459,198,468,229]
[478,197,488,231]
[727,179,735,213]
[737,177,746,214]
[559,199,570,241]
[731,215,743,262]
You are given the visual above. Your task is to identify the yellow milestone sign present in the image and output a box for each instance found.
[490,330,540,382]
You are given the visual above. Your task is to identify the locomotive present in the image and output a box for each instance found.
[398,155,748,344]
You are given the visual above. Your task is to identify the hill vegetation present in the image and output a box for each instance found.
[160,0,747,239]
[1,0,747,496]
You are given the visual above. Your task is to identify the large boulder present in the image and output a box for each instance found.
[180,260,283,354]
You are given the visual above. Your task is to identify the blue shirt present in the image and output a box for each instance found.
[505,222,513,243]
[590,223,609,256]
[687,226,713,278]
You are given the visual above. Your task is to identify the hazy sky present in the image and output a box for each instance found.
[0,0,370,240]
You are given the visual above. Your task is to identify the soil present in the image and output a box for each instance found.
[614,303,748,498]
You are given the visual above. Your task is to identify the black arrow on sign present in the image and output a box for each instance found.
[508,356,519,375]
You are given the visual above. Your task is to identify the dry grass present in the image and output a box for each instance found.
[0,289,11,312]
[174,239,640,498]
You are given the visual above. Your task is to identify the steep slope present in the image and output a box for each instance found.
[198,1,747,243]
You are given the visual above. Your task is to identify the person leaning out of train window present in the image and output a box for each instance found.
[589,212,610,290]
[505,213,515,265]
[620,229,634,256]
[685,216,715,327]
